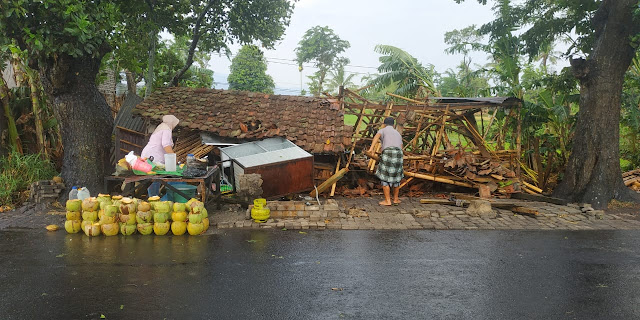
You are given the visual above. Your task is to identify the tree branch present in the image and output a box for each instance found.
[168,0,216,87]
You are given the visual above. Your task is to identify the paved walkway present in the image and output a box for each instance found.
[2,197,640,231]
[216,197,640,231]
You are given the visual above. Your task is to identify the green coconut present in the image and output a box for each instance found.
[171,211,188,222]
[101,223,119,236]
[153,201,172,213]
[104,205,119,217]
[81,220,92,231]
[66,199,82,212]
[192,207,208,218]
[136,210,153,224]
[81,197,100,212]
[82,211,99,222]
[64,220,82,234]
[153,222,171,235]
[137,222,154,235]
[119,213,137,225]
[66,211,81,221]
[188,213,203,224]
[120,223,136,236]
[171,221,187,235]
[83,222,101,236]
[185,198,199,212]
[153,211,169,223]
[187,222,204,235]
[173,202,187,213]
[189,200,204,212]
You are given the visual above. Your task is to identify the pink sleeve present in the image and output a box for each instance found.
[161,130,173,148]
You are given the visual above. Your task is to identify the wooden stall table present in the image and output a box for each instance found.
[104,166,221,207]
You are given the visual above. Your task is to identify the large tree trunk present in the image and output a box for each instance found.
[39,50,114,196]
[553,0,640,209]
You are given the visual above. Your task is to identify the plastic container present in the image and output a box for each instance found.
[68,186,79,200]
[164,153,177,172]
[77,187,90,200]
[132,157,153,172]
[168,184,198,203]
[186,154,195,166]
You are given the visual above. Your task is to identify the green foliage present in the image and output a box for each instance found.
[228,45,275,93]
[153,38,214,88]
[325,65,357,95]
[438,60,489,97]
[0,151,57,206]
[296,26,350,95]
[368,45,439,99]
[620,52,640,168]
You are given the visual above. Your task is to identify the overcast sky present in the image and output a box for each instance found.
[207,0,502,94]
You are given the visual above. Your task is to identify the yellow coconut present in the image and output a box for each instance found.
[136,210,153,223]
[171,221,187,235]
[189,200,204,212]
[193,206,208,218]
[202,217,210,231]
[137,222,154,235]
[187,222,204,235]
[186,198,199,212]
[138,201,152,212]
[83,222,102,236]
[64,220,82,233]
[98,209,104,221]
[81,197,100,212]
[188,213,203,224]
[81,211,99,222]
[66,199,82,212]
[119,198,137,215]
[45,224,59,231]
[153,211,169,223]
[66,211,81,221]
[171,211,188,222]
[101,223,119,236]
[100,215,117,224]
[119,213,137,225]
[81,220,92,231]
[104,204,119,217]
[120,223,136,235]
[154,222,171,235]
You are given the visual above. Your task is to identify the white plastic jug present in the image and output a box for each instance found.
[165,153,177,172]
[68,186,79,200]
[77,187,91,200]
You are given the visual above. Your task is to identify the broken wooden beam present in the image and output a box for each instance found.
[522,181,543,193]
[404,171,475,188]
[510,192,568,205]
[310,167,349,197]
[511,206,540,216]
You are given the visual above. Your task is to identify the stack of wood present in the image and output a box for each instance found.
[173,130,215,163]
[29,180,65,204]
[623,169,640,192]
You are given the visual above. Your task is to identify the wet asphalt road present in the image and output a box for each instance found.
[2,229,640,320]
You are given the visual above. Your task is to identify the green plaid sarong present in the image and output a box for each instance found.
[375,147,404,184]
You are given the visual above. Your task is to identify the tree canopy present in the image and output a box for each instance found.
[227,45,275,94]
[295,26,350,95]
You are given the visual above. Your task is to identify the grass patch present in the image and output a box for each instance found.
[0,151,58,206]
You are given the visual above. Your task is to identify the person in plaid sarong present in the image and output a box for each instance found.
[369,117,404,206]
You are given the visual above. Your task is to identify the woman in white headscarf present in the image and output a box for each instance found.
[141,115,179,197]
[141,115,179,164]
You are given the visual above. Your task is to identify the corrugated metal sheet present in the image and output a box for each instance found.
[220,137,312,168]
[113,93,145,133]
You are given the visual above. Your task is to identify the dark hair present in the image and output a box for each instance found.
[383,117,395,126]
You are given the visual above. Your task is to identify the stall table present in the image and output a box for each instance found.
[104,166,221,207]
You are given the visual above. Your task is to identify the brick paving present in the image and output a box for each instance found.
[216,197,640,231]
[3,197,640,231]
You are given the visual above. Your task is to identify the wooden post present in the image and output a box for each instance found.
[515,104,522,178]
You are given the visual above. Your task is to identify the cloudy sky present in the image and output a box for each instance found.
[208,0,501,94]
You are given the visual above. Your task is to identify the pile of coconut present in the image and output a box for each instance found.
[64,195,209,236]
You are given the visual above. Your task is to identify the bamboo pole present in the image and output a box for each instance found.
[430,106,449,165]
[330,157,341,197]
[385,92,426,104]
[404,171,475,188]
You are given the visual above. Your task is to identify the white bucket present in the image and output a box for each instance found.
[164,153,177,172]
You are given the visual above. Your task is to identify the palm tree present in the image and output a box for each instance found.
[368,45,440,99]
[326,65,356,95]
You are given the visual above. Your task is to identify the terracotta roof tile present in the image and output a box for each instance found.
[135,87,349,154]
